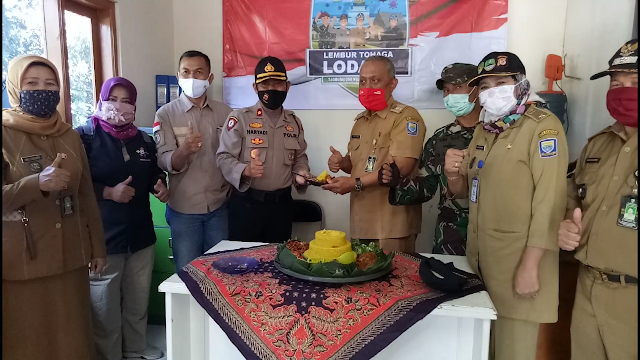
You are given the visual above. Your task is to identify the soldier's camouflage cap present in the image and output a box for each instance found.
[435,63,478,90]
[591,39,638,80]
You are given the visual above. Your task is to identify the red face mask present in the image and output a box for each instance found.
[359,88,388,112]
[607,87,638,128]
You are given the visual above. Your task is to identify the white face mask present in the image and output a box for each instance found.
[178,77,210,98]
[478,84,517,123]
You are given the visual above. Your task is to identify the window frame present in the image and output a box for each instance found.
[42,0,118,124]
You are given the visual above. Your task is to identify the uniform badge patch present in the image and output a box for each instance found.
[29,162,43,173]
[136,147,148,158]
[406,122,418,136]
[476,145,485,151]
[484,58,496,71]
[257,108,263,117]
[227,117,238,131]
[250,148,259,159]
[538,129,559,138]
[497,55,507,66]
[251,138,264,145]
[249,122,263,128]
[262,93,269,102]
[288,152,294,161]
[538,138,558,158]
[351,135,361,139]
[285,125,294,132]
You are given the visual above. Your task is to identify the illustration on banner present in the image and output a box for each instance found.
[307,0,410,88]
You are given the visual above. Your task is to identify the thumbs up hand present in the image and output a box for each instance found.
[242,149,264,178]
[153,179,169,203]
[328,146,343,173]
[182,122,203,155]
[38,153,71,192]
[378,153,400,187]
[558,208,583,251]
[107,176,136,203]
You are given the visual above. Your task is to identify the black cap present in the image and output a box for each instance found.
[435,63,478,90]
[590,39,638,80]
[418,257,468,293]
[468,51,526,87]
[340,14,348,20]
[255,56,288,84]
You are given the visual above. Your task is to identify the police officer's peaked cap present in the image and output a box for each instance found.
[255,56,288,84]
[468,52,526,87]
[590,39,638,80]
[356,13,365,19]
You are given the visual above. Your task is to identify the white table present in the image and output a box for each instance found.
[159,241,497,360]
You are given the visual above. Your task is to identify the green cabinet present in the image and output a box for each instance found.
[148,195,174,325]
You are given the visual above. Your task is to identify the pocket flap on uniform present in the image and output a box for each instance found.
[284,138,300,150]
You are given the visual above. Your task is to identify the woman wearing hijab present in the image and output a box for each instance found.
[76,77,167,360]
[444,52,568,360]
[2,56,106,359]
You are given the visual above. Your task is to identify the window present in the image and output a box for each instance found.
[64,10,96,127]
[2,0,46,104]
[1,0,117,122]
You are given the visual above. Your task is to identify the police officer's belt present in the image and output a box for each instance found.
[419,257,468,293]
[587,266,638,285]
[241,187,291,202]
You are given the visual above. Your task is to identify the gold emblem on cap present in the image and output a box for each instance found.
[620,42,638,57]
[265,63,275,72]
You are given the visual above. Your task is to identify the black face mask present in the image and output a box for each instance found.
[19,90,60,118]
[258,90,287,110]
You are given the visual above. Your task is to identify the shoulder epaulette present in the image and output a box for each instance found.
[389,102,407,114]
[524,105,552,122]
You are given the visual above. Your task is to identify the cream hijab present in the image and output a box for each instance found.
[2,55,70,136]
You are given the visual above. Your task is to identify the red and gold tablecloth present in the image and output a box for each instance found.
[179,244,485,360]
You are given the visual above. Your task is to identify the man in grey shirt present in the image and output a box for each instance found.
[154,50,232,270]
[329,14,351,49]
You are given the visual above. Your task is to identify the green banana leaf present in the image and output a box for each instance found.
[275,242,395,278]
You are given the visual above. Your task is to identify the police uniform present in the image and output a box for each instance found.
[328,14,350,49]
[461,52,568,360]
[217,57,310,243]
[567,40,638,360]
[313,12,336,49]
[382,14,405,48]
[348,97,426,252]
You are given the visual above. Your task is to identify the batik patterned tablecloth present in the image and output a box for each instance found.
[178,244,485,360]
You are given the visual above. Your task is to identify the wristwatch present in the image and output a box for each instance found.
[355,178,364,192]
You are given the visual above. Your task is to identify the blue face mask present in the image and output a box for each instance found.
[443,92,476,117]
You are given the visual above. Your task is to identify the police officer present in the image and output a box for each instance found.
[381,63,480,255]
[313,11,336,49]
[329,14,351,49]
[558,39,638,360]
[323,56,426,253]
[382,14,405,48]
[444,52,567,360]
[217,56,311,243]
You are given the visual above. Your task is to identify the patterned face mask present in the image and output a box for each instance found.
[19,90,60,118]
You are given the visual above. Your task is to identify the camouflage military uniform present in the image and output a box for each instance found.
[390,121,474,255]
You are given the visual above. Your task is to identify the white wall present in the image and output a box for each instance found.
[115,0,175,128]
[118,0,584,252]
[562,0,636,160]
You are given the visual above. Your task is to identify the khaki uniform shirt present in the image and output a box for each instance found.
[329,26,351,48]
[2,126,106,280]
[348,97,426,239]
[350,27,368,48]
[461,106,567,323]
[217,102,310,192]
[155,93,232,214]
[568,123,638,278]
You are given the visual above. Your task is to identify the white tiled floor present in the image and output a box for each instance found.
[129,325,167,360]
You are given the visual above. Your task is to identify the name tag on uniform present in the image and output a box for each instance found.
[365,155,376,173]
[61,195,74,217]
[470,178,479,203]
[617,196,638,230]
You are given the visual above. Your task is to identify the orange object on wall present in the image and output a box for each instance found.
[541,54,565,94]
